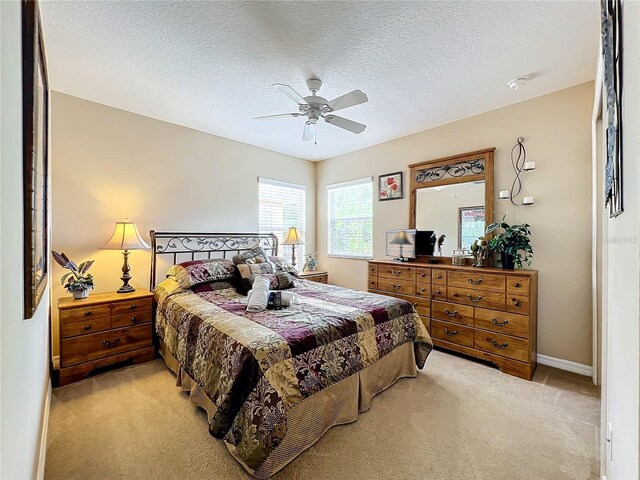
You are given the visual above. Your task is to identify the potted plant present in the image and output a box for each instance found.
[485,217,533,269]
[53,251,95,299]
[303,251,320,272]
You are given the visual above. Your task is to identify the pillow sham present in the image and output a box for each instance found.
[269,255,298,274]
[232,246,270,265]
[167,258,236,289]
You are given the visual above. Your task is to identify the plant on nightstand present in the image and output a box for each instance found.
[303,251,319,272]
[53,251,95,299]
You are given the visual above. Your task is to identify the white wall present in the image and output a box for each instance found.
[317,83,594,366]
[602,1,640,478]
[0,1,51,478]
[50,93,316,356]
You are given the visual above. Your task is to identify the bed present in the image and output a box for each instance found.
[150,231,433,478]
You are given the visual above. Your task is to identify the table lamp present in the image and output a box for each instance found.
[283,226,304,268]
[101,218,150,293]
[390,230,412,262]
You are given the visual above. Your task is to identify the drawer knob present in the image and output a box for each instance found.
[492,318,509,327]
[467,294,483,302]
[84,325,92,330]
[489,338,509,350]
[419,288,426,292]
[420,273,426,277]
[84,311,92,317]
[435,289,442,295]
[370,267,375,272]
[102,338,121,348]
[131,317,137,323]
[444,327,458,336]
[436,274,442,279]
[392,284,401,290]
[390,270,401,276]
[467,278,483,285]
[444,309,458,318]
[130,304,137,309]
[514,282,522,288]
[511,298,522,307]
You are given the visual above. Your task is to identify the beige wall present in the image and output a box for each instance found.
[601,1,640,477]
[317,82,594,365]
[50,93,316,356]
[1,1,51,478]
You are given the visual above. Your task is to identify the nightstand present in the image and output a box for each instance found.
[298,271,329,284]
[58,290,155,386]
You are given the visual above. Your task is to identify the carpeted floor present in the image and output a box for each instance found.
[45,351,600,480]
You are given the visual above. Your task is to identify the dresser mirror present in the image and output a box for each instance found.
[409,148,495,261]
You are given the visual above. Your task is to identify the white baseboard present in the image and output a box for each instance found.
[537,354,593,377]
[52,355,60,370]
[36,380,52,480]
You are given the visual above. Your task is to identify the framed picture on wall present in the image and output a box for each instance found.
[22,0,50,319]
[379,172,403,201]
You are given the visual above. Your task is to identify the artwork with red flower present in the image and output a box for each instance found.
[379,172,403,201]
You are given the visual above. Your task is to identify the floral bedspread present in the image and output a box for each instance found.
[154,277,432,472]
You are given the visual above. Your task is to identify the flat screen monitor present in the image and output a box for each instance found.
[386,229,417,260]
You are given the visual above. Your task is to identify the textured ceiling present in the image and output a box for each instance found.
[40,1,599,161]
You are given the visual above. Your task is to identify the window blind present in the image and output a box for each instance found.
[327,177,373,258]
[258,177,306,260]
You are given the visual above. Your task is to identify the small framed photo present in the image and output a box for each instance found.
[379,172,403,201]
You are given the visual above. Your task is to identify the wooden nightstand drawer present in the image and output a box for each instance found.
[112,298,153,315]
[367,264,378,276]
[61,324,152,367]
[61,317,112,338]
[60,304,111,324]
[367,277,378,290]
[111,310,153,328]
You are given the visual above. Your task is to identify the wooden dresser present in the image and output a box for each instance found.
[368,260,538,379]
[58,290,155,385]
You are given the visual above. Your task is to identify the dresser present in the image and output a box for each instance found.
[58,290,155,385]
[367,260,538,380]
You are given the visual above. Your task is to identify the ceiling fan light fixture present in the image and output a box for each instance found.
[508,76,529,90]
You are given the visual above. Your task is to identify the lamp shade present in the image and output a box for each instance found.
[390,230,411,245]
[283,227,304,245]
[101,219,150,251]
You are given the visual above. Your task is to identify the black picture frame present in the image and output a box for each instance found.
[601,0,623,218]
[22,0,49,319]
[378,171,403,201]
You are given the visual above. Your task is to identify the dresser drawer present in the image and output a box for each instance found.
[432,270,447,284]
[378,265,415,281]
[415,268,431,283]
[420,316,431,334]
[431,286,447,301]
[367,264,378,276]
[59,304,111,324]
[367,277,378,290]
[431,300,473,326]
[474,331,530,362]
[431,320,474,348]
[507,277,530,295]
[448,271,505,292]
[507,294,530,315]
[415,282,430,298]
[111,298,153,316]
[448,287,505,310]
[111,310,153,329]
[394,294,431,317]
[61,324,153,367]
[377,278,416,296]
[474,308,530,339]
[61,317,112,338]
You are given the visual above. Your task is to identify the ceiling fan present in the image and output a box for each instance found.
[254,78,368,144]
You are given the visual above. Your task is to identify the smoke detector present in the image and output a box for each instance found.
[508,77,529,90]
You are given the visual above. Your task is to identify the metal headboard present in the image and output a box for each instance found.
[149,231,279,289]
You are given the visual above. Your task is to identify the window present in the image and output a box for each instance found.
[259,178,306,260]
[327,177,373,258]
[458,206,485,250]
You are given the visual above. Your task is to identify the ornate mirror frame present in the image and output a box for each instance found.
[409,148,495,259]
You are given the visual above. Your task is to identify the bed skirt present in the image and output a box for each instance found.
[158,340,417,479]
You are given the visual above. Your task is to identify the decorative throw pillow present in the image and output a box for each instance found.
[236,272,295,295]
[237,262,276,279]
[269,255,298,274]
[232,246,270,265]
[167,258,236,289]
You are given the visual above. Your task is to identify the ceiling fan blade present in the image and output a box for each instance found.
[327,90,368,112]
[254,113,301,121]
[324,115,366,134]
[274,84,308,105]
[302,122,316,142]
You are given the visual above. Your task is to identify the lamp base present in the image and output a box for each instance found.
[117,249,135,294]
[117,284,135,294]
